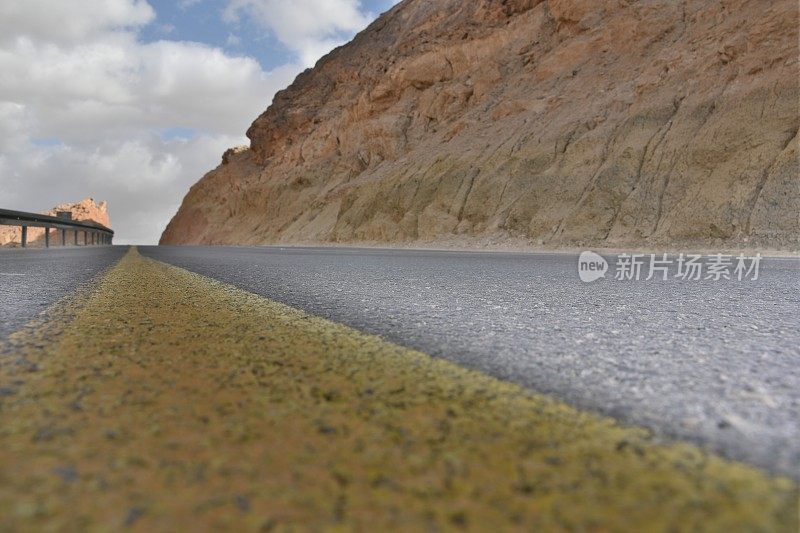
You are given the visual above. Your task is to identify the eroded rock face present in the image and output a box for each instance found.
[161,0,799,250]
[0,198,110,247]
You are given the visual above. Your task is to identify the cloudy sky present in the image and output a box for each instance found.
[0,0,398,244]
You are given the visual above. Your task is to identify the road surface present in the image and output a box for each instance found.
[139,245,800,478]
[3,247,794,530]
[0,246,128,339]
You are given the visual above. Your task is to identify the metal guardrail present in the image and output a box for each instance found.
[0,208,114,248]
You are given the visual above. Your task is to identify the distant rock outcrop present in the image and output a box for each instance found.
[162,0,799,251]
[0,198,110,247]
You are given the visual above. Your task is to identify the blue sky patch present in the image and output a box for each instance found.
[141,0,398,70]
[30,138,64,147]
[159,127,198,142]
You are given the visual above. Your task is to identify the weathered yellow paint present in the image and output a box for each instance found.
[0,247,796,530]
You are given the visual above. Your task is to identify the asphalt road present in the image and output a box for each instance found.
[3,248,794,530]
[140,246,800,478]
[0,246,128,340]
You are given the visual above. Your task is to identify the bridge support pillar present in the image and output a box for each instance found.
[61,229,66,247]
[21,226,27,248]
[74,230,78,246]
[44,228,50,248]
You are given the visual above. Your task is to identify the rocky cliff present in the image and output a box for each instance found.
[0,198,110,247]
[161,0,799,250]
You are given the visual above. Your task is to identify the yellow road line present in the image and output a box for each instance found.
[0,247,796,530]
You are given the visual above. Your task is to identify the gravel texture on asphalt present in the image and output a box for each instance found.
[0,246,128,340]
[139,246,800,478]
[0,247,796,530]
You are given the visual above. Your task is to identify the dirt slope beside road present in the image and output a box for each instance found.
[162,0,799,251]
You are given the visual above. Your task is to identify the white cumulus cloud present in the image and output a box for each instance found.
[0,0,155,44]
[0,0,298,244]
[223,0,374,67]
[0,0,389,244]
